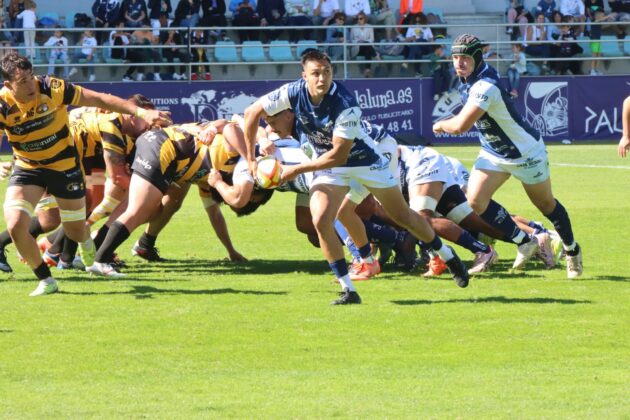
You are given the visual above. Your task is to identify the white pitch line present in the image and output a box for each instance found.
[458,158,630,170]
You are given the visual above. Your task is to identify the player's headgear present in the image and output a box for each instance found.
[451,34,484,70]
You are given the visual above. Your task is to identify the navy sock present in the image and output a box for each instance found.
[363,220,397,245]
[544,199,575,247]
[456,230,490,254]
[333,220,360,261]
[481,200,526,244]
[329,258,349,279]
[527,220,546,233]
[428,235,444,252]
[358,243,372,260]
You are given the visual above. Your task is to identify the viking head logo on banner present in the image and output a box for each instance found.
[524,82,569,137]
[182,89,259,121]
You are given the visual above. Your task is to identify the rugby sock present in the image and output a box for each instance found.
[456,230,490,254]
[93,225,110,249]
[28,218,44,237]
[61,238,78,264]
[527,220,546,233]
[33,261,52,280]
[481,200,529,245]
[364,219,398,245]
[138,232,157,249]
[428,235,454,262]
[48,228,66,255]
[0,230,12,248]
[333,220,361,261]
[329,258,355,291]
[95,221,130,263]
[544,199,576,251]
[357,243,375,264]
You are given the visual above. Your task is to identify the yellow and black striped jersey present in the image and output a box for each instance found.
[69,107,130,161]
[160,124,212,185]
[0,75,82,171]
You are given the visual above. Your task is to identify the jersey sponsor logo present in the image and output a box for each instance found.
[65,181,84,192]
[516,157,543,169]
[17,131,61,152]
[9,113,56,136]
[135,157,152,170]
[524,82,568,137]
[474,92,489,102]
[65,168,82,178]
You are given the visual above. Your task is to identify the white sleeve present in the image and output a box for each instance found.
[232,157,254,185]
[333,106,362,140]
[259,84,292,116]
[467,80,500,112]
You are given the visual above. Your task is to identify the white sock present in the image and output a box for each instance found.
[435,245,454,262]
[513,230,528,245]
[337,275,356,292]
[563,241,577,252]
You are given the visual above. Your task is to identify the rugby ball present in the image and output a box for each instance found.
[255,156,282,189]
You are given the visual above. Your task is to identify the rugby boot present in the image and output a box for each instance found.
[534,231,556,269]
[86,262,126,278]
[512,235,540,270]
[566,244,583,279]
[79,238,96,267]
[131,241,167,262]
[42,250,60,267]
[331,289,362,305]
[445,253,470,288]
[29,277,58,297]
[0,247,12,273]
[423,255,447,277]
[349,260,381,281]
[468,246,499,274]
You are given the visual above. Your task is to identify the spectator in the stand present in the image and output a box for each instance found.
[123,0,149,28]
[159,13,190,79]
[326,11,347,60]
[547,9,563,41]
[148,0,172,36]
[523,11,551,73]
[551,15,583,74]
[368,0,396,40]
[312,0,340,41]
[0,15,15,54]
[44,26,69,78]
[8,0,25,43]
[201,0,228,34]
[507,43,526,97]
[560,0,586,34]
[257,0,286,42]
[350,10,378,77]
[229,0,261,42]
[285,0,314,43]
[402,12,432,76]
[122,25,162,81]
[428,42,451,100]
[69,29,98,81]
[190,27,211,79]
[399,0,422,20]
[173,0,201,27]
[588,4,605,74]
[607,0,630,53]
[92,0,123,45]
[344,0,370,23]
[17,0,35,60]
[536,0,558,21]
[109,21,130,59]
[506,0,531,38]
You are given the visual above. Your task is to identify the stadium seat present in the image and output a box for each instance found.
[600,35,623,57]
[241,41,265,62]
[577,35,591,56]
[38,11,60,25]
[214,40,239,62]
[296,40,318,58]
[423,7,444,22]
[269,40,294,62]
[102,41,124,64]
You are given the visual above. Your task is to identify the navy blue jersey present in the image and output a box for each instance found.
[260,79,382,168]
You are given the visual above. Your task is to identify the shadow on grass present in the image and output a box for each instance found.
[0,329,13,333]
[392,295,592,305]
[582,275,629,282]
[60,285,288,299]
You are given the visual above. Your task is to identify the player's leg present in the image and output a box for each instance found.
[294,193,319,247]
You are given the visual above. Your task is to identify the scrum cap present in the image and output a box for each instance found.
[451,34,484,70]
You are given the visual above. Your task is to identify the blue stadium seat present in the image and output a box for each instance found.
[241,41,265,62]
[39,11,60,25]
[600,35,623,57]
[214,40,239,62]
[296,40,318,58]
[269,40,294,62]
[577,35,591,55]
[423,7,444,22]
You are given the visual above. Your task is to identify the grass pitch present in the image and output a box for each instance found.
[0,144,629,418]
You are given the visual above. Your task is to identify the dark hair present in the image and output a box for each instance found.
[414,12,428,25]
[300,49,331,67]
[230,188,274,217]
[332,11,346,22]
[127,93,156,110]
[1,51,32,81]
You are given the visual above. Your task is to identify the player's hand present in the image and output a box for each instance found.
[279,164,298,183]
[198,125,218,145]
[618,136,630,158]
[258,137,276,156]
[142,109,172,127]
[248,158,258,178]
[227,249,248,262]
[432,121,445,134]
[207,169,222,187]
[0,161,13,180]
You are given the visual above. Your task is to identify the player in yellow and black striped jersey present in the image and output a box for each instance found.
[0,51,171,296]
[88,120,250,276]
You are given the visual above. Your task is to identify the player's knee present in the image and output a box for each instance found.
[468,197,488,215]
[3,199,34,234]
[311,211,335,233]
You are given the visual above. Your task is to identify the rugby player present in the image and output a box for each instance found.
[619,95,630,157]
[243,49,469,305]
[0,52,171,296]
[432,34,582,279]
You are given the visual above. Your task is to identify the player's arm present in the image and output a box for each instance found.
[207,170,255,208]
[618,95,630,158]
[243,100,267,166]
[204,203,247,262]
[281,135,352,182]
[433,101,485,135]
[77,88,172,127]
[103,149,131,190]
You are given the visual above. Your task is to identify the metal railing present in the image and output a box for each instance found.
[0,20,628,80]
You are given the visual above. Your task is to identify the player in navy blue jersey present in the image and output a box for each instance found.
[243,49,469,305]
[433,34,582,279]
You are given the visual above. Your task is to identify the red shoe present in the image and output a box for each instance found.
[204,72,212,80]
[191,72,198,80]
[423,256,447,277]
[349,260,381,281]
[38,237,52,254]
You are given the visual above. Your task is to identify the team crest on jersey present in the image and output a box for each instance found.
[66,182,84,192]
[36,103,49,114]
[50,79,62,89]
[524,82,568,137]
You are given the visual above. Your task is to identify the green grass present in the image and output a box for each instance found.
[0,144,629,418]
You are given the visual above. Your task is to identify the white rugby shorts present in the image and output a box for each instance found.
[474,141,550,185]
